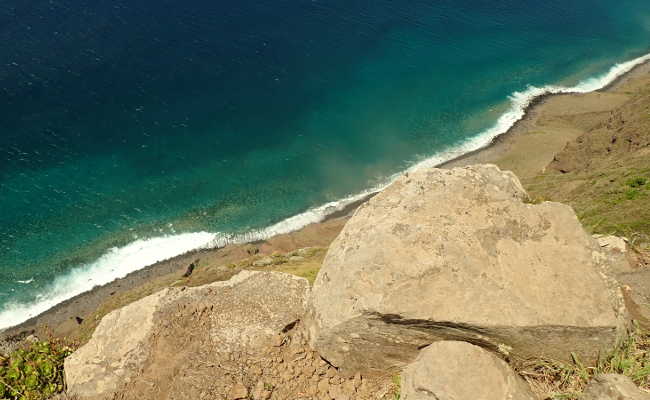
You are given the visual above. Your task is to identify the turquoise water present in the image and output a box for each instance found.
[2,0,650,328]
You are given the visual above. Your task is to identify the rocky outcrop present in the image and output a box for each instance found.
[617,269,650,330]
[593,234,628,254]
[401,341,536,400]
[592,234,638,277]
[65,271,311,399]
[65,289,166,399]
[583,374,650,400]
[307,165,627,373]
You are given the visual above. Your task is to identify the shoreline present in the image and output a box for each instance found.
[441,58,650,171]
[3,53,650,340]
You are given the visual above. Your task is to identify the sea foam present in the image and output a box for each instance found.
[1,52,649,331]
[0,232,217,330]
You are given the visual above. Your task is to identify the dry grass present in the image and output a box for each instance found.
[253,248,326,284]
[390,375,401,400]
[520,326,650,399]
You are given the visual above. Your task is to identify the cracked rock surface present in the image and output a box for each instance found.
[307,165,627,373]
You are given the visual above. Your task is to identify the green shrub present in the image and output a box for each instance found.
[625,189,641,200]
[626,177,648,188]
[0,341,72,400]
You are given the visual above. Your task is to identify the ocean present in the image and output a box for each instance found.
[2,0,650,329]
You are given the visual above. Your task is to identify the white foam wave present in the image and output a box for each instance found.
[1,52,649,331]
[405,51,650,171]
[0,232,217,330]
[236,51,650,245]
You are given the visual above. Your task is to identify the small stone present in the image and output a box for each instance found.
[318,378,330,394]
[228,383,248,400]
[281,371,293,382]
[330,376,344,385]
[289,256,305,262]
[253,257,274,267]
[24,335,39,343]
[583,374,650,399]
[182,259,199,278]
[296,247,315,257]
[401,341,536,399]
[251,381,266,400]
[342,379,356,394]
[307,384,319,396]
[593,234,628,253]
[303,365,316,377]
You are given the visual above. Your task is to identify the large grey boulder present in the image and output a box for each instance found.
[583,374,650,400]
[307,165,627,373]
[401,341,536,400]
[65,271,310,399]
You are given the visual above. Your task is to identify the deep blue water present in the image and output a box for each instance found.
[1,0,650,328]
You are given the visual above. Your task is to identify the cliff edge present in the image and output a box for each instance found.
[60,164,642,400]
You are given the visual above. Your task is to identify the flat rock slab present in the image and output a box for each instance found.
[593,234,628,253]
[308,165,626,373]
[401,341,536,400]
[65,271,310,400]
[583,374,650,400]
[617,269,650,330]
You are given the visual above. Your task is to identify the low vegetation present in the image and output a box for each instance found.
[525,167,650,250]
[0,340,72,400]
[627,177,648,189]
[521,326,650,399]
[522,84,650,253]
[391,375,401,400]
[226,247,326,284]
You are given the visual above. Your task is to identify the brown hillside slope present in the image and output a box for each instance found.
[523,81,650,252]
